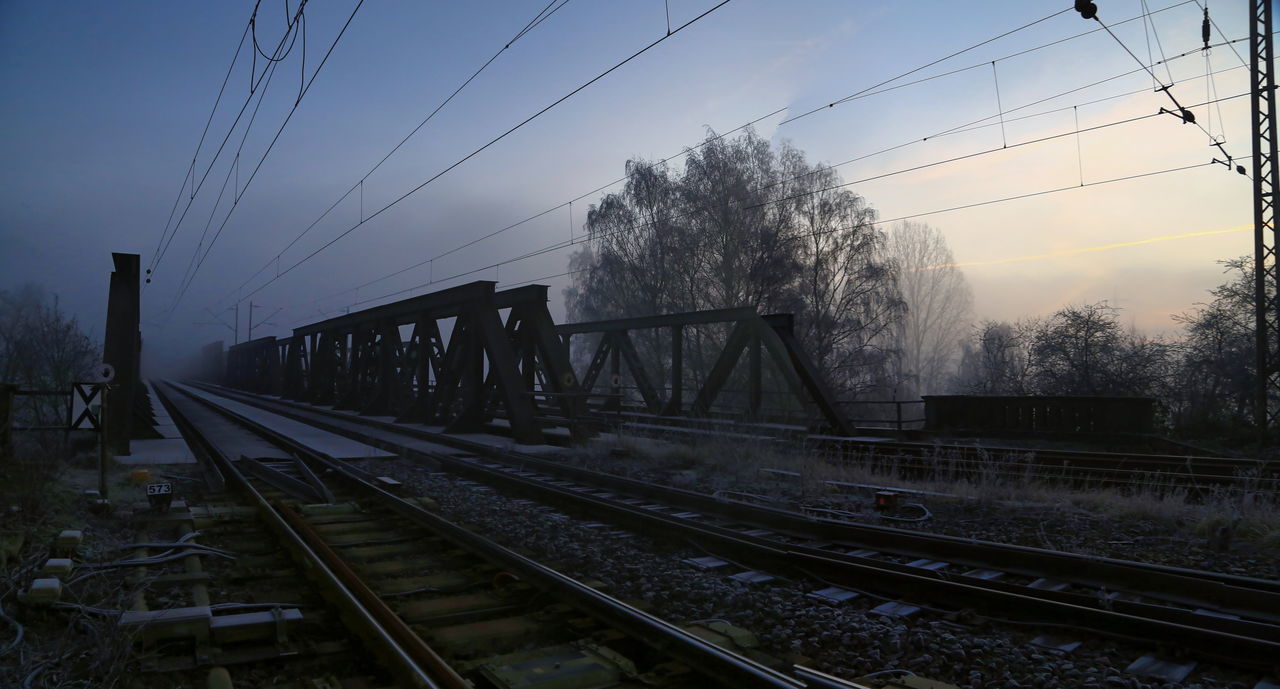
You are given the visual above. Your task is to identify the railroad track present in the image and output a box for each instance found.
[184,382,1280,681]
[46,403,396,685]
[601,412,1278,492]
[156,380,882,689]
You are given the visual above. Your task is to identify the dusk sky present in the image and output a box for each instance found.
[0,0,1258,371]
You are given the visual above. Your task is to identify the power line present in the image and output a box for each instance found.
[302,85,1247,321]
[304,158,1237,325]
[302,39,1247,312]
[1191,0,1249,68]
[232,0,736,306]
[262,0,1209,312]
[149,4,306,284]
[147,21,251,280]
[171,58,285,310]
[218,0,573,308]
[752,91,1248,211]
[158,0,366,324]
[1091,6,1239,167]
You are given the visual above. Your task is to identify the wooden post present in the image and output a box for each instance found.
[0,384,14,459]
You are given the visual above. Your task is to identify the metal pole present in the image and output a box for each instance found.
[1251,0,1278,439]
[98,383,109,498]
[248,301,255,342]
[234,302,240,345]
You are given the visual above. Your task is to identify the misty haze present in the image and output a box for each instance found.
[1,2,1277,689]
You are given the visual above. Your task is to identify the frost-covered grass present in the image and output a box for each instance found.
[572,430,1280,559]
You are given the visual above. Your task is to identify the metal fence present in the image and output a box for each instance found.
[836,399,926,431]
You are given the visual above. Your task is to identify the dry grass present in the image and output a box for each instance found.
[0,436,145,689]
[576,430,1280,554]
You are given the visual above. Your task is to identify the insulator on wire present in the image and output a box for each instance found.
[1075,0,1098,20]
[1202,8,1211,50]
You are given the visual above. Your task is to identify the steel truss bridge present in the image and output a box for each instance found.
[216,281,851,445]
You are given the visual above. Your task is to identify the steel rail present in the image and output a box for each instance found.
[167,381,817,689]
[275,502,471,689]
[187,382,1280,670]
[610,412,1277,488]
[193,383,1280,594]
[153,381,445,689]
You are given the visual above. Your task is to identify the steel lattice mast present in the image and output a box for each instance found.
[1252,0,1279,437]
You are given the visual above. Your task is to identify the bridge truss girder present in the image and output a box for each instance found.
[226,281,579,445]
[558,308,854,435]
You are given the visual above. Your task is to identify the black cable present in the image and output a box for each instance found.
[1138,0,1175,86]
[304,158,1229,322]
[171,58,284,308]
[218,0,570,307]
[778,7,1072,126]
[299,55,1247,316]
[159,0,365,324]
[251,0,303,63]
[1092,10,1239,164]
[150,4,304,283]
[750,91,1248,211]
[234,0,736,307]
[148,22,251,279]
[278,1,1211,311]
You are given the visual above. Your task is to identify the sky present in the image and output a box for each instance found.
[0,0,1261,373]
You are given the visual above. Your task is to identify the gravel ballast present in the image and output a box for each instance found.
[349,454,1267,689]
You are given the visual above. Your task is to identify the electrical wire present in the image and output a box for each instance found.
[230,0,736,308]
[218,0,573,308]
[148,22,251,279]
[171,58,284,310]
[150,2,306,283]
[158,0,365,324]
[265,2,1223,317]
[299,155,1241,324]
[1191,0,1249,68]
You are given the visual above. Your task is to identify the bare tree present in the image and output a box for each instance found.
[953,319,1036,395]
[0,284,99,425]
[1172,257,1258,433]
[953,303,1170,400]
[884,221,973,397]
[566,129,903,399]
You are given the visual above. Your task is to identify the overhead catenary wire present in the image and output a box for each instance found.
[337,160,1238,320]
[171,57,285,309]
[230,0,736,307]
[230,2,1162,312]
[147,21,251,280]
[149,2,306,284]
[295,51,1249,318]
[218,0,573,308]
[158,0,366,324]
[259,1,1221,314]
[306,153,1244,323]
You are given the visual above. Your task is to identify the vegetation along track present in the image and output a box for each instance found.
[601,412,1279,493]
[157,380,879,689]
[186,382,1280,674]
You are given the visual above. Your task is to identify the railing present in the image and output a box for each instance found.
[1,385,72,459]
[836,399,926,431]
[8,388,72,431]
[922,395,1156,434]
